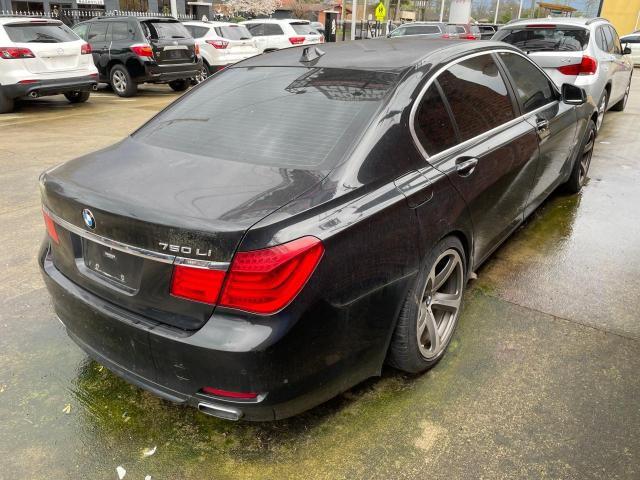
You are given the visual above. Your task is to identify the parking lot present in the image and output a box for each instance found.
[1,76,639,479]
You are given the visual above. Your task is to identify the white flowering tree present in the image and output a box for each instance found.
[224,0,283,17]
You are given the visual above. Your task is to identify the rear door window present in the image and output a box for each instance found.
[244,23,264,36]
[608,25,622,54]
[87,22,108,43]
[142,20,190,39]
[4,22,78,43]
[602,25,615,53]
[414,82,458,155]
[185,25,209,39]
[408,25,440,35]
[109,22,132,41]
[437,54,515,141]
[499,52,556,113]
[264,24,284,35]
[493,26,589,52]
[214,25,252,40]
[134,67,399,169]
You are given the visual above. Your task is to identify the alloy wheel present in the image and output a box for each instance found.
[112,70,127,93]
[194,65,209,84]
[417,249,464,360]
[579,127,595,185]
[596,93,607,131]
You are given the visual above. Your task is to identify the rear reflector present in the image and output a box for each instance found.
[289,36,305,45]
[557,55,597,76]
[81,43,92,55]
[194,43,200,55]
[130,44,154,58]
[206,39,228,49]
[42,209,59,244]
[0,47,35,59]
[18,79,38,84]
[201,387,258,399]
[171,265,225,304]
[220,236,324,314]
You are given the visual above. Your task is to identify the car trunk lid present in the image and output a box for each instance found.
[141,19,197,65]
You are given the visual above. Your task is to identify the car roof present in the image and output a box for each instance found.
[242,18,309,24]
[237,38,514,72]
[0,17,62,25]
[503,17,605,28]
[183,20,237,27]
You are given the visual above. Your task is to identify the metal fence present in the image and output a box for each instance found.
[0,9,196,26]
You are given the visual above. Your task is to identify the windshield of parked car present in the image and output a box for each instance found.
[4,22,78,43]
[214,25,252,40]
[142,20,191,40]
[290,22,320,35]
[134,67,399,170]
[493,26,589,52]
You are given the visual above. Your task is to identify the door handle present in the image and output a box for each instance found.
[536,118,550,131]
[455,157,479,177]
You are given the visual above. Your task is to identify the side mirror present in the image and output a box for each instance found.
[561,83,587,105]
[623,44,632,55]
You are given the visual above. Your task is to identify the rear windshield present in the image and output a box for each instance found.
[291,23,319,35]
[214,25,252,40]
[493,27,589,52]
[4,22,78,43]
[134,67,399,169]
[142,20,190,40]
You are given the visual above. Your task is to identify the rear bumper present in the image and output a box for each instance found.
[0,74,98,100]
[138,59,203,83]
[39,241,378,421]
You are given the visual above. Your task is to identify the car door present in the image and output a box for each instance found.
[108,20,135,63]
[413,53,540,265]
[599,25,621,100]
[496,51,577,215]
[244,22,268,52]
[86,21,110,78]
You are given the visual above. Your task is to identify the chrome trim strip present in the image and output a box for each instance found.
[409,48,561,163]
[43,206,229,271]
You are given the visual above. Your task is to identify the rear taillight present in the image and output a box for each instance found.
[206,39,228,49]
[42,209,59,244]
[288,36,305,45]
[0,47,35,59]
[441,33,451,39]
[201,387,258,399]
[130,44,154,58]
[170,236,324,314]
[463,34,477,40]
[171,265,225,304]
[220,236,324,314]
[81,43,92,55]
[557,55,597,76]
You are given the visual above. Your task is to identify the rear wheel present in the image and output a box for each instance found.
[563,120,596,194]
[168,79,189,92]
[595,90,608,132]
[387,236,466,373]
[110,65,137,97]
[64,91,90,103]
[0,93,14,114]
[193,63,210,85]
[610,75,631,111]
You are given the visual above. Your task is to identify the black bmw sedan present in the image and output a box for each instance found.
[39,38,597,421]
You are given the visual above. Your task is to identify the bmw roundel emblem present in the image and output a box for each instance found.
[82,209,96,230]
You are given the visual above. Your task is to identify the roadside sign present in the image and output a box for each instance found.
[375,2,386,21]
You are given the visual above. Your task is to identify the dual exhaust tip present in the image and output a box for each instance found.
[28,84,98,99]
[197,402,243,421]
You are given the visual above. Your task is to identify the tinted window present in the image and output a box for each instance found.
[596,27,607,51]
[110,22,131,41]
[621,35,640,43]
[493,27,589,52]
[88,22,108,42]
[291,23,319,35]
[185,25,209,38]
[407,25,440,35]
[264,23,284,35]
[479,26,495,33]
[438,54,515,141]
[142,20,190,39]
[214,25,252,40]
[602,25,614,53]
[389,26,406,37]
[499,52,556,113]
[135,67,399,169]
[455,26,465,34]
[4,22,78,43]
[72,23,88,41]
[414,82,457,155]
[244,23,264,36]
[608,25,622,54]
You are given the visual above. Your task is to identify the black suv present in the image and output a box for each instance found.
[73,16,201,97]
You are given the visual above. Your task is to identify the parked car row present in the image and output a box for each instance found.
[0,15,324,111]
[388,22,482,40]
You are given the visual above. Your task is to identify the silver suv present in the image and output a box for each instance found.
[494,17,633,131]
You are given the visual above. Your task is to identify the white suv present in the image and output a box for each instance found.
[240,19,323,53]
[183,21,260,81]
[0,17,98,114]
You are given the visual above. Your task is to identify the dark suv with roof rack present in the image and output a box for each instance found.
[72,16,202,97]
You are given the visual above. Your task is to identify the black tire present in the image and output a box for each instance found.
[0,93,14,114]
[387,236,467,373]
[192,62,210,85]
[595,89,608,132]
[64,90,90,103]
[563,120,596,194]
[109,64,137,98]
[610,75,632,112]
[168,79,189,92]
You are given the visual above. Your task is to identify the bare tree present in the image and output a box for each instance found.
[225,0,283,17]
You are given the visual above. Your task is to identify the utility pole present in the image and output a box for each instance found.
[494,0,500,24]
[351,0,357,40]
[439,0,445,22]
[517,0,523,19]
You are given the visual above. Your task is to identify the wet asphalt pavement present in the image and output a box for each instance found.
[0,80,639,479]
